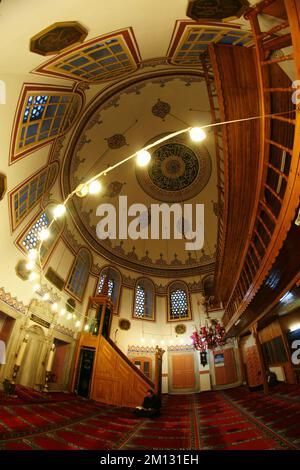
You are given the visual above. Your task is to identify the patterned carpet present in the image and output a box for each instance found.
[0,385,299,450]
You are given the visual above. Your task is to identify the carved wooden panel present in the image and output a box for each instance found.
[245,345,263,387]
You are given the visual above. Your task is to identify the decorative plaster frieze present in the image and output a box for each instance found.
[0,287,28,315]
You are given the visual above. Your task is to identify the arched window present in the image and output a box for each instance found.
[168,281,191,322]
[133,278,155,321]
[19,204,64,264]
[96,267,121,310]
[66,248,92,301]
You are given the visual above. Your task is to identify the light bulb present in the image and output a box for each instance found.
[39,228,50,241]
[28,249,38,260]
[88,180,102,194]
[60,308,66,316]
[76,183,89,198]
[75,321,81,328]
[53,204,66,218]
[26,261,34,271]
[29,272,38,281]
[51,303,58,312]
[189,127,206,142]
[33,283,40,292]
[84,324,89,331]
[42,293,50,301]
[136,150,151,167]
[67,313,72,320]
[72,314,76,319]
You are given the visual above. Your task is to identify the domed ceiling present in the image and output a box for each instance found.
[62,73,218,276]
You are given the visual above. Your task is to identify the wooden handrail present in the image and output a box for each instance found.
[106,337,154,388]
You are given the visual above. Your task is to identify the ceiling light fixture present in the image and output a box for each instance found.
[88,180,102,194]
[53,204,66,218]
[189,127,207,142]
[29,272,38,281]
[26,261,34,271]
[39,228,50,241]
[136,150,151,167]
[28,249,38,260]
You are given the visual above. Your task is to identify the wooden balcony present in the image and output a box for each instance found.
[212,0,300,333]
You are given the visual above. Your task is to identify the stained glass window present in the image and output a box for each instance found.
[21,212,49,251]
[12,162,59,229]
[134,285,146,317]
[97,275,114,298]
[133,279,154,320]
[96,267,121,310]
[171,24,253,67]
[37,31,138,83]
[66,248,91,300]
[169,289,189,320]
[14,90,81,159]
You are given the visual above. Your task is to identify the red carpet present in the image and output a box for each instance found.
[0,386,299,450]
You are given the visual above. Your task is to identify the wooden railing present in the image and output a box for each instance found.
[201,54,226,273]
[223,0,300,331]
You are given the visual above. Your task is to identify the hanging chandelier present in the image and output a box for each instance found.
[191,319,226,352]
[191,297,226,352]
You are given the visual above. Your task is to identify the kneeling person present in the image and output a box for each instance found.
[134,389,161,418]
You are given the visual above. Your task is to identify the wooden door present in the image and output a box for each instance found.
[214,348,237,386]
[172,354,195,390]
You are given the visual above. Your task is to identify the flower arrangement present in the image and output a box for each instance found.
[191,319,226,351]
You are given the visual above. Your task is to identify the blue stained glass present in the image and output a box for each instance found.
[219,36,239,44]
[23,109,29,123]
[45,105,56,118]
[84,44,99,53]
[26,124,38,137]
[72,69,85,75]
[41,120,51,132]
[34,95,48,105]
[49,96,60,103]
[117,53,127,60]
[70,56,89,67]
[106,64,120,71]
[199,33,216,41]
[192,44,207,50]
[101,56,117,65]
[170,289,188,319]
[57,105,66,116]
[89,49,110,60]
[25,138,36,145]
[110,44,122,53]
[83,63,99,72]
[188,33,197,41]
